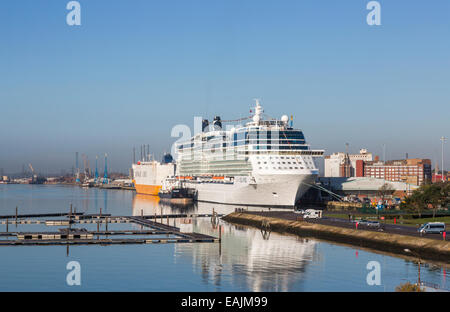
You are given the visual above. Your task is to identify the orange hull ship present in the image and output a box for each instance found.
[132,155,175,196]
[133,183,162,196]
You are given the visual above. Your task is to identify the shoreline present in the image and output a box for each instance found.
[223,212,450,263]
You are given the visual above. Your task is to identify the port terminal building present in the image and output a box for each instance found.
[318,177,419,198]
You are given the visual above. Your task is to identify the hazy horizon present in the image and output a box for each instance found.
[1,1,449,174]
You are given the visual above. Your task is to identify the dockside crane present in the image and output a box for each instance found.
[94,155,99,183]
[28,163,45,184]
[28,163,36,183]
[82,154,90,181]
[102,153,108,184]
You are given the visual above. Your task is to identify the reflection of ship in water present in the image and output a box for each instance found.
[173,201,319,291]
[132,194,197,216]
[131,197,318,290]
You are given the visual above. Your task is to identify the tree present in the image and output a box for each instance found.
[401,181,450,217]
[395,282,423,292]
[401,189,425,217]
[377,183,395,205]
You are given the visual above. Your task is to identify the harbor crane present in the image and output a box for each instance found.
[28,163,45,184]
[28,163,36,181]
[82,154,90,181]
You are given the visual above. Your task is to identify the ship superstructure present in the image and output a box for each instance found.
[132,154,176,196]
[174,100,324,207]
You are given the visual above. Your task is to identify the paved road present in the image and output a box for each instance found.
[245,211,448,241]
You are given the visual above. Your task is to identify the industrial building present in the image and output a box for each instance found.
[324,148,431,186]
[324,149,373,178]
[318,177,419,198]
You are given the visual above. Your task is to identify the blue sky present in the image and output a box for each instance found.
[1,0,449,174]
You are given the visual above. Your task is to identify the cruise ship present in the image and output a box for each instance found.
[132,154,176,196]
[174,100,324,207]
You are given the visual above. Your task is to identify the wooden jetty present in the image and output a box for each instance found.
[0,212,84,220]
[0,211,221,246]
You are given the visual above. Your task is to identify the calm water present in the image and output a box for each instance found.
[0,184,448,291]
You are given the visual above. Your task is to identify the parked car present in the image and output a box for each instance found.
[357,219,369,225]
[366,220,381,228]
[418,222,446,234]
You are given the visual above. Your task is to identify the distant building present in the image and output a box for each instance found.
[324,149,373,177]
[432,173,449,183]
[325,148,432,186]
[363,158,432,186]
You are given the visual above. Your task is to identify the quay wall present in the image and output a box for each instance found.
[223,212,450,262]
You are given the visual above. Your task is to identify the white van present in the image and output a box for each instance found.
[418,222,446,234]
[303,209,322,219]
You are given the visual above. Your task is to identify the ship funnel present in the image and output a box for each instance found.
[202,119,209,132]
[212,116,222,130]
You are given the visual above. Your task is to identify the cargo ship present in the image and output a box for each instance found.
[132,154,175,196]
[173,100,324,207]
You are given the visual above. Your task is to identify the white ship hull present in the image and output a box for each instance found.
[184,173,317,207]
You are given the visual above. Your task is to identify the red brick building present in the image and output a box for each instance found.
[363,158,432,186]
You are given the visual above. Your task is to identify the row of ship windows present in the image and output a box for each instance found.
[258,167,304,170]
[255,155,314,167]
[179,145,309,150]
[257,161,305,166]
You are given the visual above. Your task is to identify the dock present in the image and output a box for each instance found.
[223,211,450,263]
[0,211,220,246]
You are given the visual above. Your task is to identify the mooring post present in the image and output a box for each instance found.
[100,207,102,218]
[69,204,72,231]
[154,212,157,223]
[106,217,108,232]
[141,209,143,218]
[6,218,8,232]
[15,206,18,227]
[167,215,169,225]
[219,224,222,243]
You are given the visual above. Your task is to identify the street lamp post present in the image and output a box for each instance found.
[404,249,421,286]
[440,137,447,182]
